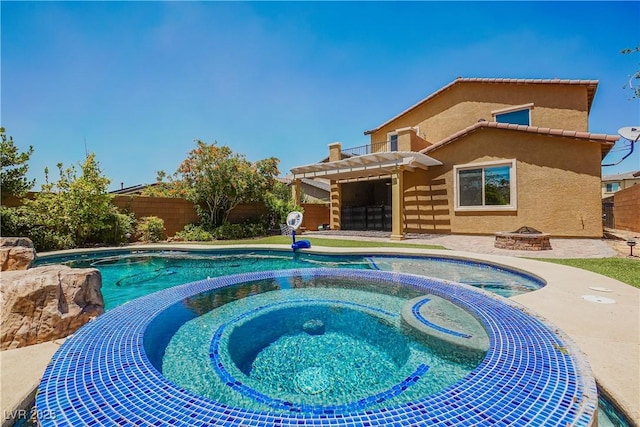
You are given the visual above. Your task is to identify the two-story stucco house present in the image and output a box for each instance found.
[291,77,619,238]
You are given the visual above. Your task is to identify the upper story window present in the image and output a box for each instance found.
[388,133,398,151]
[492,103,534,126]
[454,159,517,211]
[605,183,620,192]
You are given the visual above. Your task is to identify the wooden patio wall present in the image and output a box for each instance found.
[613,184,640,233]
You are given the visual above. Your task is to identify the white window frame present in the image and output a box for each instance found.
[491,103,534,126]
[453,159,517,212]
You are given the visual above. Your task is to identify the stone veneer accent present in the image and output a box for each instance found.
[494,231,552,250]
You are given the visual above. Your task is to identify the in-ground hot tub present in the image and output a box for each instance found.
[495,226,552,250]
[37,268,597,426]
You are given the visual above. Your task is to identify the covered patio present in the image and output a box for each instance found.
[290,142,442,239]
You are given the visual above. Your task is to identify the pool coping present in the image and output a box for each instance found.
[3,244,639,426]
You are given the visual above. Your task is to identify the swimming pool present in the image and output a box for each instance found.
[36,269,597,426]
[35,249,544,309]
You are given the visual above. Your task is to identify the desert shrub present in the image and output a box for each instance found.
[175,224,214,241]
[136,216,165,243]
[0,205,27,237]
[0,205,74,252]
[93,210,136,246]
[213,222,266,240]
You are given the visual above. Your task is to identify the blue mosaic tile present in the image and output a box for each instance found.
[410,297,472,338]
[36,268,595,426]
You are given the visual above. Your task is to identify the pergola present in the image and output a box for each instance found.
[291,146,442,239]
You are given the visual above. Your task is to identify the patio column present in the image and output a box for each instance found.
[330,181,341,230]
[329,142,342,230]
[390,166,405,240]
[292,178,302,206]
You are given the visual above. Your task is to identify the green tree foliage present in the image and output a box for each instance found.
[0,127,34,200]
[141,170,177,197]
[263,180,299,228]
[22,153,117,249]
[622,46,640,98]
[135,216,165,242]
[161,140,280,228]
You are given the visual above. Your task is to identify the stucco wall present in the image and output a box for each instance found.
[370,82,590,145]
[403,127,604,237]
[613,184,640,232]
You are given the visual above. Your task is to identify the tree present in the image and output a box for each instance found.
[0,127,34,200]
[622,46,640,98]
[24,153,115,247]
[162,140,280,228]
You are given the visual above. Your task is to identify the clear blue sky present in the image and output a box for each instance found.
[2,1,639,191]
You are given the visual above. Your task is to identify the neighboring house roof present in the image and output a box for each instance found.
[110,183,159,195]
[300,178,330,192]
[602,170,640,182]
[364,77,599,135]
[278,176,331,192]
[420,121,617,157]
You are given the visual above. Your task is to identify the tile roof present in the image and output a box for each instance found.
[364,77,600,135]
[278,176,331,192]
[420,121,618,155]
[602,170,640,181]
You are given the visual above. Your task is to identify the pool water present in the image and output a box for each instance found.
[38,250,542,309]
[29,247,632,426]
[161,278,486,414]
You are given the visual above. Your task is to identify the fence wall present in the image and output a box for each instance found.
[112,196,200,238]
[300,203,330,231]
[614,185,640,233]
[3,192,330,239]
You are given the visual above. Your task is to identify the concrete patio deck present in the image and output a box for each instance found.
[1,234,638,426]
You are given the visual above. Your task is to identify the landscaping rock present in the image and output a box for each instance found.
[0,265,104,350]
[0,237,36,271]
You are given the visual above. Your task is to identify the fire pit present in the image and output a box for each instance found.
[494,226,552,251]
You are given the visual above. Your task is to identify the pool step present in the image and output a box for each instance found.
[401,295,489,359]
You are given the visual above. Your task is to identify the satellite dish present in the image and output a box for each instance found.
[618,126,640,142]
[286,211,304,231]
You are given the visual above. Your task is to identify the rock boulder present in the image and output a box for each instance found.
[0,237,36,271]
[0,265,104,350]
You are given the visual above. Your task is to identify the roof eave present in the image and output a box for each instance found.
[420,122,619,155]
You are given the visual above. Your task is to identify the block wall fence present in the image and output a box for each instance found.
[1,193,329,239]
[112,196,200,238]
[112,196,329,238]
[613,185,640,233]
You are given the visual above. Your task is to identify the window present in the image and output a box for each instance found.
[492,103,533,126]
[454,160,517,210]
[389,134,398,152]
[605,183,620,192]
